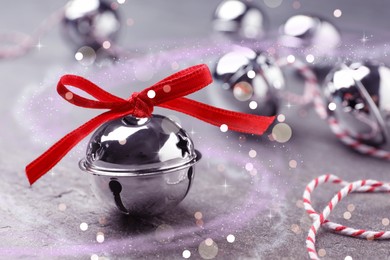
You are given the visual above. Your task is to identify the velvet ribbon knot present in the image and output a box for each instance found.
[26,64,275,185]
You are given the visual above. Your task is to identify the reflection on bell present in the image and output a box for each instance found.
[212,0,267,40]
[79,114,200,215]
[323,61,390,146]
[279,14,340,53]
[62,0,121,50]
[212,47,284,116]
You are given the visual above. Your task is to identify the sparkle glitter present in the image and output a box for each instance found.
[194,212,203,220]
[96,232,105,243]
[58,203,67,211]
[247,70,256,79]
[76,46,96,66]
[182,250,191,259]
[220,124,228,132]
[91,254,99,260]
[80,222,88,231]
[289,160,297,168]
[163,84,171,93]
[250,169,257,176]
[345,256,353,260]
[272,123,292,143]
[98,216,107,225]
[343,211,352,220]
[117,0,126,4]
[233,82,253,101]
[239,135,246,143]
[155,224,175,243]
[328,102,337,111]
[249,101,258,109]
[333,9,342,18]
[102,41,111,49]
[196,219,204,227]
[227,234,235,243]
[171,62,180,70]
[277,114,285,122]
[347,204,355,212]
[292,1,300,9]
[382,218,390,226]
[291,224,301,234]
[205,238,214,246]
[318,249,326,257]
[306,54,315,63]
[147,90,156,99]
[75,52,83,61]
[245,163,254,171]
[287,55,295,63]
[65,92,73,100]
[249,149,257,158]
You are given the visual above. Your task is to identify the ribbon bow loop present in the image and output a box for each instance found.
[128,92,154,118]
[26,64,275,185]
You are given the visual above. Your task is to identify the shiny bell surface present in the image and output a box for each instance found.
[212,47,284,116]
[323,61,390,146]
[79,114,200,215]
[213,0,267,40]
[279,14,340,53]
[62,0,121,50]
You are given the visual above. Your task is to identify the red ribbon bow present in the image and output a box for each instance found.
[26,64,275,185]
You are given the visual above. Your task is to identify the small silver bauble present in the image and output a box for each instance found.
[212,47,284,116]
[79,114,200,215]
[323,61,390,146]
[212,0,267,40]
[62,0,121,50]
[279,14,341,53]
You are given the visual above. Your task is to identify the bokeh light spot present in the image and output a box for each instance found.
[249,149,257,158]
[182,250,191,259]
[227,234,235,243]
[289,159,297,168]
[334,9,342,18]
[272,123,292,143]
[220,124,228,132]
[80,222,88,231]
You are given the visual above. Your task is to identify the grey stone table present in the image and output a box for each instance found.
[1,1,390,259]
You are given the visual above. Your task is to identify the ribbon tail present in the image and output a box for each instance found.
[25,110,128,185]
[159,98,275,135]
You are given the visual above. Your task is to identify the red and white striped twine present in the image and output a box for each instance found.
[303,174,390,259]
[276,57,327,119]
[278,57,390,160]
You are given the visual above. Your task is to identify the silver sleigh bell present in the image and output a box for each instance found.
[279,14,341,52]
[212,0,267,41]
[323,61,390,147]
[212,47,284,116]
[79,114,200,215]
[62,0,121,51]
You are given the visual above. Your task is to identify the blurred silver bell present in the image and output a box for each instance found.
[212,47,284,116]
[213,0,267,40]
[62,0,121,50]
[279,14,340,53]
[323,61,390,146]
[79,114,200,215]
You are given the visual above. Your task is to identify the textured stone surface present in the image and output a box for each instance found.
[1,1,390,259]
